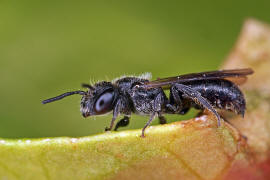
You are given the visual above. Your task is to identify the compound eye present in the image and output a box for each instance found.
[94,91,114,114]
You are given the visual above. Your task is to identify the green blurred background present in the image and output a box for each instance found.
[0,1,269,138]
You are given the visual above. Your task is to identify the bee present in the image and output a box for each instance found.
[42,68,253,137]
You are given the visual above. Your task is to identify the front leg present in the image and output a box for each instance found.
[105,100,121,131]
[172,83,222,126]
[114,116,130,131]
[105,97,131,131]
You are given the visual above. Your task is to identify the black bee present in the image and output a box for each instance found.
[42,68,253,137]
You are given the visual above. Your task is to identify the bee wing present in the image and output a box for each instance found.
[144,68,254,88]
[225,76,248,85]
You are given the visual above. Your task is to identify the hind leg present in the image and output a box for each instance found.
[171,83,222,126]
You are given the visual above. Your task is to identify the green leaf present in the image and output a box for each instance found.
[0,116,249,180]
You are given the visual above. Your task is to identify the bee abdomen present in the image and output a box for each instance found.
[184,79,246,116]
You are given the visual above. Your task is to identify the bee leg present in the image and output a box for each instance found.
[172,83,222,127]
[166,104,178,112]
[179,107,190,115]
[105,100,122,131]
[141,93,165,137]
[105,117,117,132]
[166,102,190,115]
[114,116,130,131]
[165,86,184,113]
[141,112,157,137]
[158,113,166,124]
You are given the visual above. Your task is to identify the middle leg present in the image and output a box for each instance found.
[141,93,166,137]
[158,115,167,124]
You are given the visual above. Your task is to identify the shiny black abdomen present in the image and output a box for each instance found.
[180,79,245,116]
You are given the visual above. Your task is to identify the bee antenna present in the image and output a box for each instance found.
[42,90,86,104]
[81,83,95,90]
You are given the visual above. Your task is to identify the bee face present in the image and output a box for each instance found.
[80,94,93,117]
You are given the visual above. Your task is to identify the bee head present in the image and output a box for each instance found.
[80,81,116,118]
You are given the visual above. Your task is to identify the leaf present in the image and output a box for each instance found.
[0,116,251,180]
[1,19,270,180]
